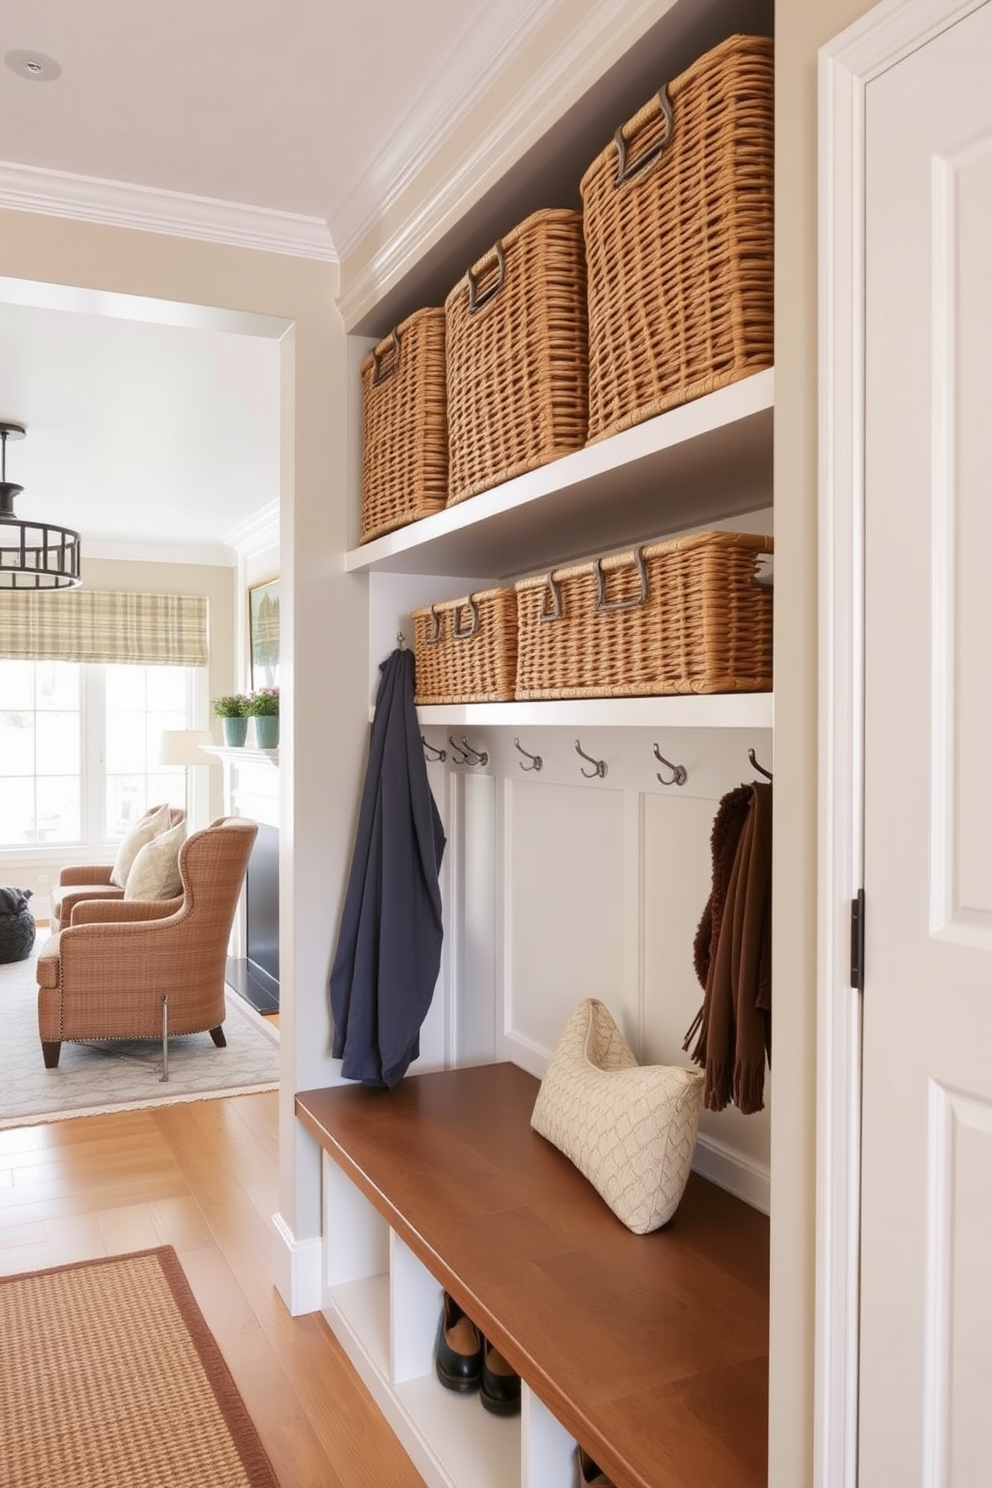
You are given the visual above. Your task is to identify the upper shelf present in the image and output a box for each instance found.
[416,694,773,731]
[345,369,774,581]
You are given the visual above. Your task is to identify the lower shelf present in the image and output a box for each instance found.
[324,1260,521,1488]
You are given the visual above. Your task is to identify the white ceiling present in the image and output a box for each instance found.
[0,0,551,561]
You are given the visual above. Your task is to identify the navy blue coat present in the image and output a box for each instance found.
[329,648,445,1088]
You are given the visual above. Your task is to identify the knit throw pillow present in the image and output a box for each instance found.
[531,998,703,1234]
[124,820,186,901]
[110,803,172,888]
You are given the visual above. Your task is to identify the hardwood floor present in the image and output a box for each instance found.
[0,1092,425,1488]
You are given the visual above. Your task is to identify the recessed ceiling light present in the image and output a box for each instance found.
[5,49,62,83]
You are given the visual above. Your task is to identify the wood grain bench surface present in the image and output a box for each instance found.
[296,1061,769,1488]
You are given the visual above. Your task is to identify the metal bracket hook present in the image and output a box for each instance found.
[448,735,489,767]
[748,747,773,782]
[574,738,607,779]
[653,743,687,787]
[421,734,446,763]
[513,737,543,772]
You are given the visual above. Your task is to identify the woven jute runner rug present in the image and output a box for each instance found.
[0,1245,279,1488]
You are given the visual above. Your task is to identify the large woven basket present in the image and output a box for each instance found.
[445,208,588,507]
[581,34,774,445]
[412,588,518,704]
[514,531,773,698]
[359,306,448,544]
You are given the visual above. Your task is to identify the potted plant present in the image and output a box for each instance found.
[212,693,251,747]
[246,686,279,750]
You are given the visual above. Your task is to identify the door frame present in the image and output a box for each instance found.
[816,1,987,1484]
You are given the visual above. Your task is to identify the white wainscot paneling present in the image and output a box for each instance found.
[403,749,460,1077]
[641,791,771,1212]
[502,777,624,1072]
[455,770,498,1066]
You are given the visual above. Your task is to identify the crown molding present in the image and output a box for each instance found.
[331,0,558,262]
[0,160,337,262]
[223,500,280,558]
[336,0,664,328]
[83,536,237,567]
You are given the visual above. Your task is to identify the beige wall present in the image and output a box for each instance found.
[0,206,361,1255]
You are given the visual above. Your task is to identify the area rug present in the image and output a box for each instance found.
[0,947,279,1130]
[0,1245,279,1487]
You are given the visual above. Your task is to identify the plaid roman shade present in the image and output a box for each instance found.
[0,589,208,666]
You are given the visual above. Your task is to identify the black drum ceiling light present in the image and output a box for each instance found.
[0,421,81,590]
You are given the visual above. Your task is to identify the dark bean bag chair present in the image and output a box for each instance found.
[0,887,35,963]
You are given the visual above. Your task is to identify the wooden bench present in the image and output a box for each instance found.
[296,1062,768,1488]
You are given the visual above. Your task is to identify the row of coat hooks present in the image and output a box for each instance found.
[422,734,773,786]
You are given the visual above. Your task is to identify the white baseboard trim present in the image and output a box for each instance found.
[272,1210,323,1316]
[693,1133,770,1216]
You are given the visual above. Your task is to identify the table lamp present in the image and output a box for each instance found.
[158,729,213,825]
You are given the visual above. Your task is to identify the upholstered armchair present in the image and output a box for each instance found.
[50,805,186,932]
[36,817,258,1072]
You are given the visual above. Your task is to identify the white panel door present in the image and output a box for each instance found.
[861,6,992,1484]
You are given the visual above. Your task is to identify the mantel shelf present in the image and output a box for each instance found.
[346,369,774,580]
[415,693,773,730]
[201,745,280,767]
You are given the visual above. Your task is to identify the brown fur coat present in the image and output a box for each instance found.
[683,781,772,1114]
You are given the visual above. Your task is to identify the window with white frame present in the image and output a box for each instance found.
[0,659,203,850]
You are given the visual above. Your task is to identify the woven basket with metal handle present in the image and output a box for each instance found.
[359,306,448,544]
[445,208,588,508]
[412,587,518,704]
[514,531,773,698]
[580,33,774,444]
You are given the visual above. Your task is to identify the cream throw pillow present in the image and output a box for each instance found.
[531,998,704,1234]
[110,804,171,888]
[124,820,186,901]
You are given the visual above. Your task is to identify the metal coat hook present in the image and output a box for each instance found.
[448,735,489,767]
[574,738,607,779]
[748,747,773,782]
[513,737,543,772]
[653,743,687,787]
[421,734,446,763]
[396,630,407,650]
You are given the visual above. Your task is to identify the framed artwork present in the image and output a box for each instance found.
[248,577,280,690]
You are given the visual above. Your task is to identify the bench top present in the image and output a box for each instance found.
[296,1061,768,1488]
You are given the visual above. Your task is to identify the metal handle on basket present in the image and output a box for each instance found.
[538,573,563,623]
[466,241,507,313]
[425,605,443,645]
[372,329,402,384]
[613,85,674,186]
[452,594,480,640]
[595,548,649,613]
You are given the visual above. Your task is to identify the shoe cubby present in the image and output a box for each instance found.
[322,1151,576,1488]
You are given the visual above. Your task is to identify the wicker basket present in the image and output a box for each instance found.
[445,208,588,508]
[514,531,773,698]
[412,588,518,704]
[359,307,448,544]
[581,34,774,445]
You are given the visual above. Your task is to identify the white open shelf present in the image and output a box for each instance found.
[347,370,774,580]
[416,693,773,731]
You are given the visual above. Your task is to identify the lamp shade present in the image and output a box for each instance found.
[158,729,213,767]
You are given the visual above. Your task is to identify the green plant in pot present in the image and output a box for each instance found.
[247,687,279,750]
[212,693,251,748]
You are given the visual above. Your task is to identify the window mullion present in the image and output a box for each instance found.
[83,664,106,847]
